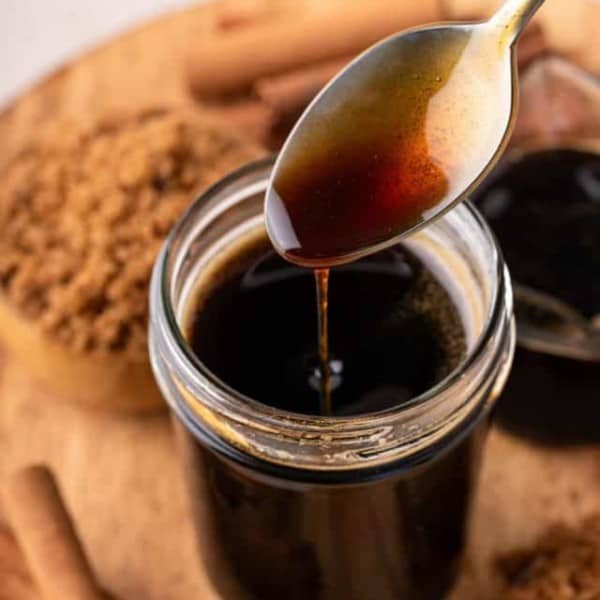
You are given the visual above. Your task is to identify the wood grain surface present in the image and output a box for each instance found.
[3,348,600,600]
[0,2,599,599]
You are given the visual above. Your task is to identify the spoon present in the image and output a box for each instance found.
[265,0,545,267]
[515,284,600,362]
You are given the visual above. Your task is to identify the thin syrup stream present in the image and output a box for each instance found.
[315,268,332,414]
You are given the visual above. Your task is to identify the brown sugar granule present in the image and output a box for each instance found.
[0,107,261,359]
[498,515,600,600]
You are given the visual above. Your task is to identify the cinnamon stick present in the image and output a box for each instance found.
[205,99,274,146]
[2,465,112,600]
[214,0,295,31]
[544,0,600,74]
[187,0,442,98]
[0,527,37,600]
[254,55,351,127]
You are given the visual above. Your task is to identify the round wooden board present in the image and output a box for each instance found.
[1,2,599,599]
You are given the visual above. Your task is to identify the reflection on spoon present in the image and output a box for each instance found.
[515,284,600,362]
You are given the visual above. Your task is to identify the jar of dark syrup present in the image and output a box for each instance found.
[149,159,514,600]
[472,142,600,444]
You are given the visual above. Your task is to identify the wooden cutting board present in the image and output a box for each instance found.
[1,2,599,599]
[3,349,600,600]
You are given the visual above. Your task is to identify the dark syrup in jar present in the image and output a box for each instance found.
[182,230,479,600]
[472,148,600,443]
[186,234,466,417]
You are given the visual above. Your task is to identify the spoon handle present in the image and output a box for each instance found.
[489,0,545,44]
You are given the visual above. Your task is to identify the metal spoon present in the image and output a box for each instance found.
[515,284,600,362]
[266,0,545,267]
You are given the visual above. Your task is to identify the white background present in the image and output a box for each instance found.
[0,0,200,108]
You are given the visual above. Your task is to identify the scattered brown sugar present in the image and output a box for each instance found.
[498,515,600,599]
[0,107,261,359]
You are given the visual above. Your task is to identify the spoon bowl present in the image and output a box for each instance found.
[266,0,544,267]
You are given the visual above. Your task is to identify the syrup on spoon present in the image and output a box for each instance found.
[265,0,545,267]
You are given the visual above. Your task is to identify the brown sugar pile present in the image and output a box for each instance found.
[498,515,600,599]
[0,107,261,359]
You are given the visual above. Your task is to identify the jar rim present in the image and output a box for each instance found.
[150,157,514,472]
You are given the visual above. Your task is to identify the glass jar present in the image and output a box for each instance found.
[471,141,600,444]
[149,158,514,600]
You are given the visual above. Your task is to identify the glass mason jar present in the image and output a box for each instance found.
[471,140,600,444]
[149,158,515,600]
